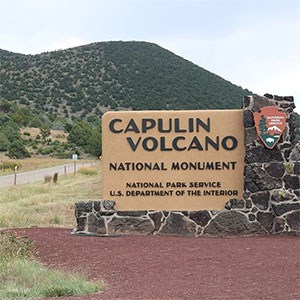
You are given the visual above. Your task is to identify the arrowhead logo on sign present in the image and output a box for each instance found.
[254,106,286,149]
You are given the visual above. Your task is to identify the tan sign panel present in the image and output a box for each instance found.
[102,110,245,210]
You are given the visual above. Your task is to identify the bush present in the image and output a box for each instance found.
[7,140,31,159]
[0,132,10,151]
[78,167,97,176]
[0,161,21,171]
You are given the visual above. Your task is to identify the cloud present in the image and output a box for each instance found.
[153,18,300,112]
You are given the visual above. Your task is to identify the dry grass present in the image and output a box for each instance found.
[0,162,102,229]
[20,127,68,142]
[0,156,96,175]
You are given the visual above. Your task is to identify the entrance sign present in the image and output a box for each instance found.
[102,110,245,210]
[254,106,286,149]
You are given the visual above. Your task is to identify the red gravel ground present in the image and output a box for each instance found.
[13,228,300,300]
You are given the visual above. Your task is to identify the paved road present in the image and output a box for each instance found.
[0,162,88,188]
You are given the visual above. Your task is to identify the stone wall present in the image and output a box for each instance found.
[73,95,299,237]
[243,94,299,235]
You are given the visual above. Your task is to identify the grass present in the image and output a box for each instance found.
[78,166,98,175]
[0,161,102,228]
[0,156,73,175]
[0,232,102,299]
[0,162,103,298]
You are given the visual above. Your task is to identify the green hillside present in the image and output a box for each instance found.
[0,41,251,118]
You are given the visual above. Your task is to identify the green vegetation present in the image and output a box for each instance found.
[0,232,102,299]
[0,41,299,157]
[0,41,251,117]
[0,99,102,158]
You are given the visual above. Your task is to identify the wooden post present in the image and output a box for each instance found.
[14,166,18,186]
[64,165,67,175]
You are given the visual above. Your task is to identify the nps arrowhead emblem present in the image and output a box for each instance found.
[253,106,286,149]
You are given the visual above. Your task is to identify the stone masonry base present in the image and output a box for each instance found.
[73,197,299,237]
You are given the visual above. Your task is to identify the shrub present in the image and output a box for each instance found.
[0,132,10,151]
[78,167,97,176]
[7,141,31,159]
[0,161,21,170]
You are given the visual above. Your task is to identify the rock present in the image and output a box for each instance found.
[284,175,300,190]
[108,216,155,235]
[290,144,300,161]
[94,201,101,212]
[75,201,93,217]
[87,214,106,235]
[244,110,254,128]
[246,200,252,209]
[274,95,284,101]
[294,162,300,175]
[283,96,294,102]
[248,214,256,221]
[279,102,295,109]
[117,211,147,217]
[203,210,266,236]
[246,147,283,164]
[256,212,274,232]
[245,127,258,144]
[149,212,163,231]
[103,200,115,210]
[272,203,300,216]
[251,192,270,210]
[244,96,252,108]
[159,213,196,236]
[274,218,285,232]
[246,166,282,191]
[264,162,285,178]
[264,93,273,99]
[286,211,300,231]
[252,96,274,112]
[225,199,245,210]
[189,211,211,227]
[76,217,86,232]
[271,190,295,202]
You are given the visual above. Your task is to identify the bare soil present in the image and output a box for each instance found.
[13,228,300,300]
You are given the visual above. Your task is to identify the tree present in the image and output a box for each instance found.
[86,130,102,156]
[0,124,21,141]
[7,140,31,159]
[67,121,93,147]
[0,133,10,151]
[39,126,51,141]
[259,115,268,135]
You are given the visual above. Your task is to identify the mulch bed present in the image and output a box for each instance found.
[11,228,300,300]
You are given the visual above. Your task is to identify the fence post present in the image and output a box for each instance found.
[14,166,18,186]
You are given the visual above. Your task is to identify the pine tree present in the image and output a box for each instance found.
[259,115,268,135]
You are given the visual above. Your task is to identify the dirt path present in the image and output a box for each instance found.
[13,228,300,300]
[0,163,89,188]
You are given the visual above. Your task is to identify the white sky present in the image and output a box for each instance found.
[0,0,299,112]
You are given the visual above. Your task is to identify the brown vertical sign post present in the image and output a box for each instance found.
[102,110,245,211]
